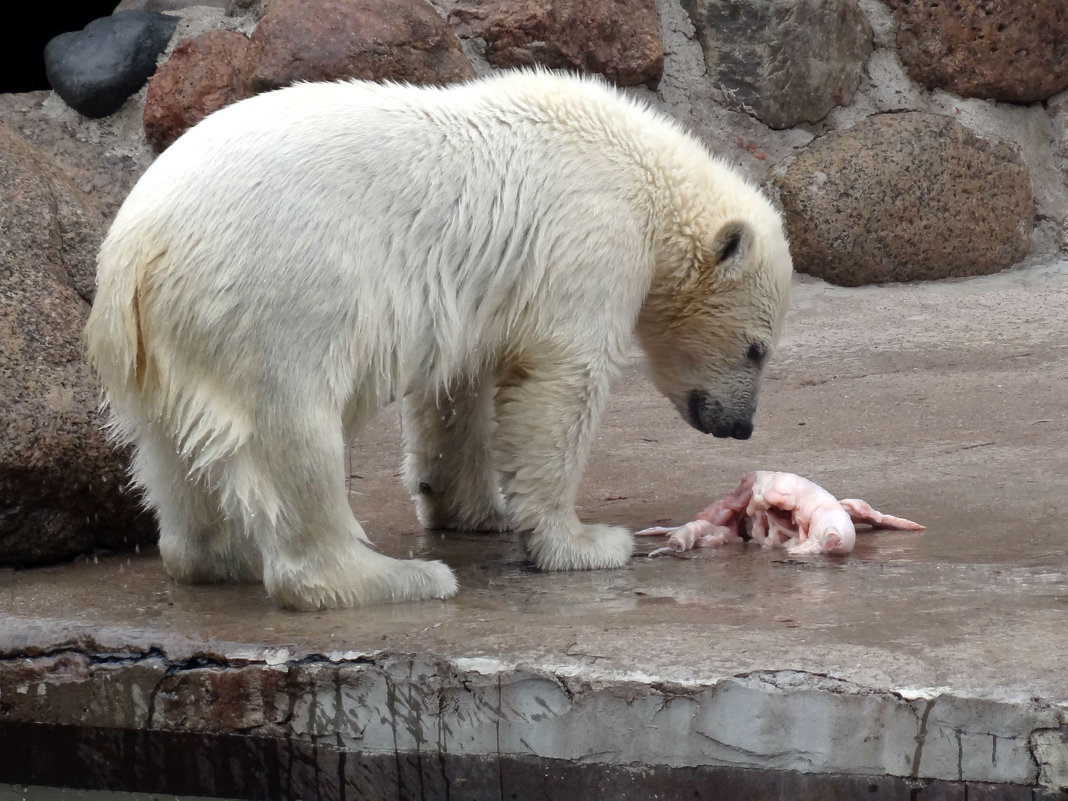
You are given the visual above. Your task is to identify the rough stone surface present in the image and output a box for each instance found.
[244,0,474,95]
[143,29,250,152]
[884,0,1068,104]
[1032,730,1068,793]
[681,0,872,129]
[442,0,664,88]
[0,128,107,306]
[44,11,180,118]
[0,124,155,566]
[773,112,1034,285]
[0,92,150,223]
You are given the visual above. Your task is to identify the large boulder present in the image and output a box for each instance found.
[44,11,179,118]
[442,0,663,88]
[0,124,155,565]
[143,29,251,152]
[244,0,474,94]
[773,112,1034,286]
[0,92,151,223]
[681,0,871,129]
[883,0,1068,104]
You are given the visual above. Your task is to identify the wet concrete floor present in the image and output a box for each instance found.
[1,260,1066,795]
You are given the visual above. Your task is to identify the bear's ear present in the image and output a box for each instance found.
[706,221,752,283]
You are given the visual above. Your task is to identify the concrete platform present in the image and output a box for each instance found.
[2,261,1067,800]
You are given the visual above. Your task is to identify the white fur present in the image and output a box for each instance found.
[85,70,792,609]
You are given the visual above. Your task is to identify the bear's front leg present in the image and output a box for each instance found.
[494,356,633,571]
[401,377,509,532]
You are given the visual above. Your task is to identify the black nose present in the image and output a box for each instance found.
[731,419,753,440]
[687,390,755,439]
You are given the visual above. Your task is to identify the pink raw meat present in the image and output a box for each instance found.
[636,471,925,556]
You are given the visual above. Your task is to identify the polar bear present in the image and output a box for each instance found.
[85,70,792,610]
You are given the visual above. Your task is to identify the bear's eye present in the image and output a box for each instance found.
[746,342,767,365]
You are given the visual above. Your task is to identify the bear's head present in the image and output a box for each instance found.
[637,202,792,440]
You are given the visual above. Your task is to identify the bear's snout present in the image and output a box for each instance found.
[687,391,754,440]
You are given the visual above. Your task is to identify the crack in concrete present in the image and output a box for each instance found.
[957,728,964,782]
[0,642,377,673]
[145,668,166,729]
[911,698,933,779]
[693,726,812,766]
[495,673,505,801]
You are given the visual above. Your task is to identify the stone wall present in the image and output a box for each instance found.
[29,0,1068,281]
[1,0,1066,565]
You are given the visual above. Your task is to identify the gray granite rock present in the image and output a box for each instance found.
[682,0,872,129]
[0,123,155,565]
[773,112,1034,285]
[441,0,664,88]
[44,10,179,118]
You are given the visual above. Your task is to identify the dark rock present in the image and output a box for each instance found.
[682,0,872,129]
[44,10,179,118]
[0,123,156,565]
[884,0,1068,104]
[773,112,1034,286]
[113,0,228,10]
[244,0,474,94]
[144,29,250,152]
[442,0,664,88]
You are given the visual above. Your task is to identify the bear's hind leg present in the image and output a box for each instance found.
[401,376,509,532]
[494,357,633,571]
[226,406,457,610]
[133,426,262,584]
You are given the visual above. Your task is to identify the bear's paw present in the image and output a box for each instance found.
[268,550,458,610]
[528,522,634,572]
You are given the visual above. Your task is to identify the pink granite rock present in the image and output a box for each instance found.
[244,0,474,94]
[884,0,1068,104]
[143,29,250,152]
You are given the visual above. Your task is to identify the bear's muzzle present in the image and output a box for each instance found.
[687,390,754,440]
